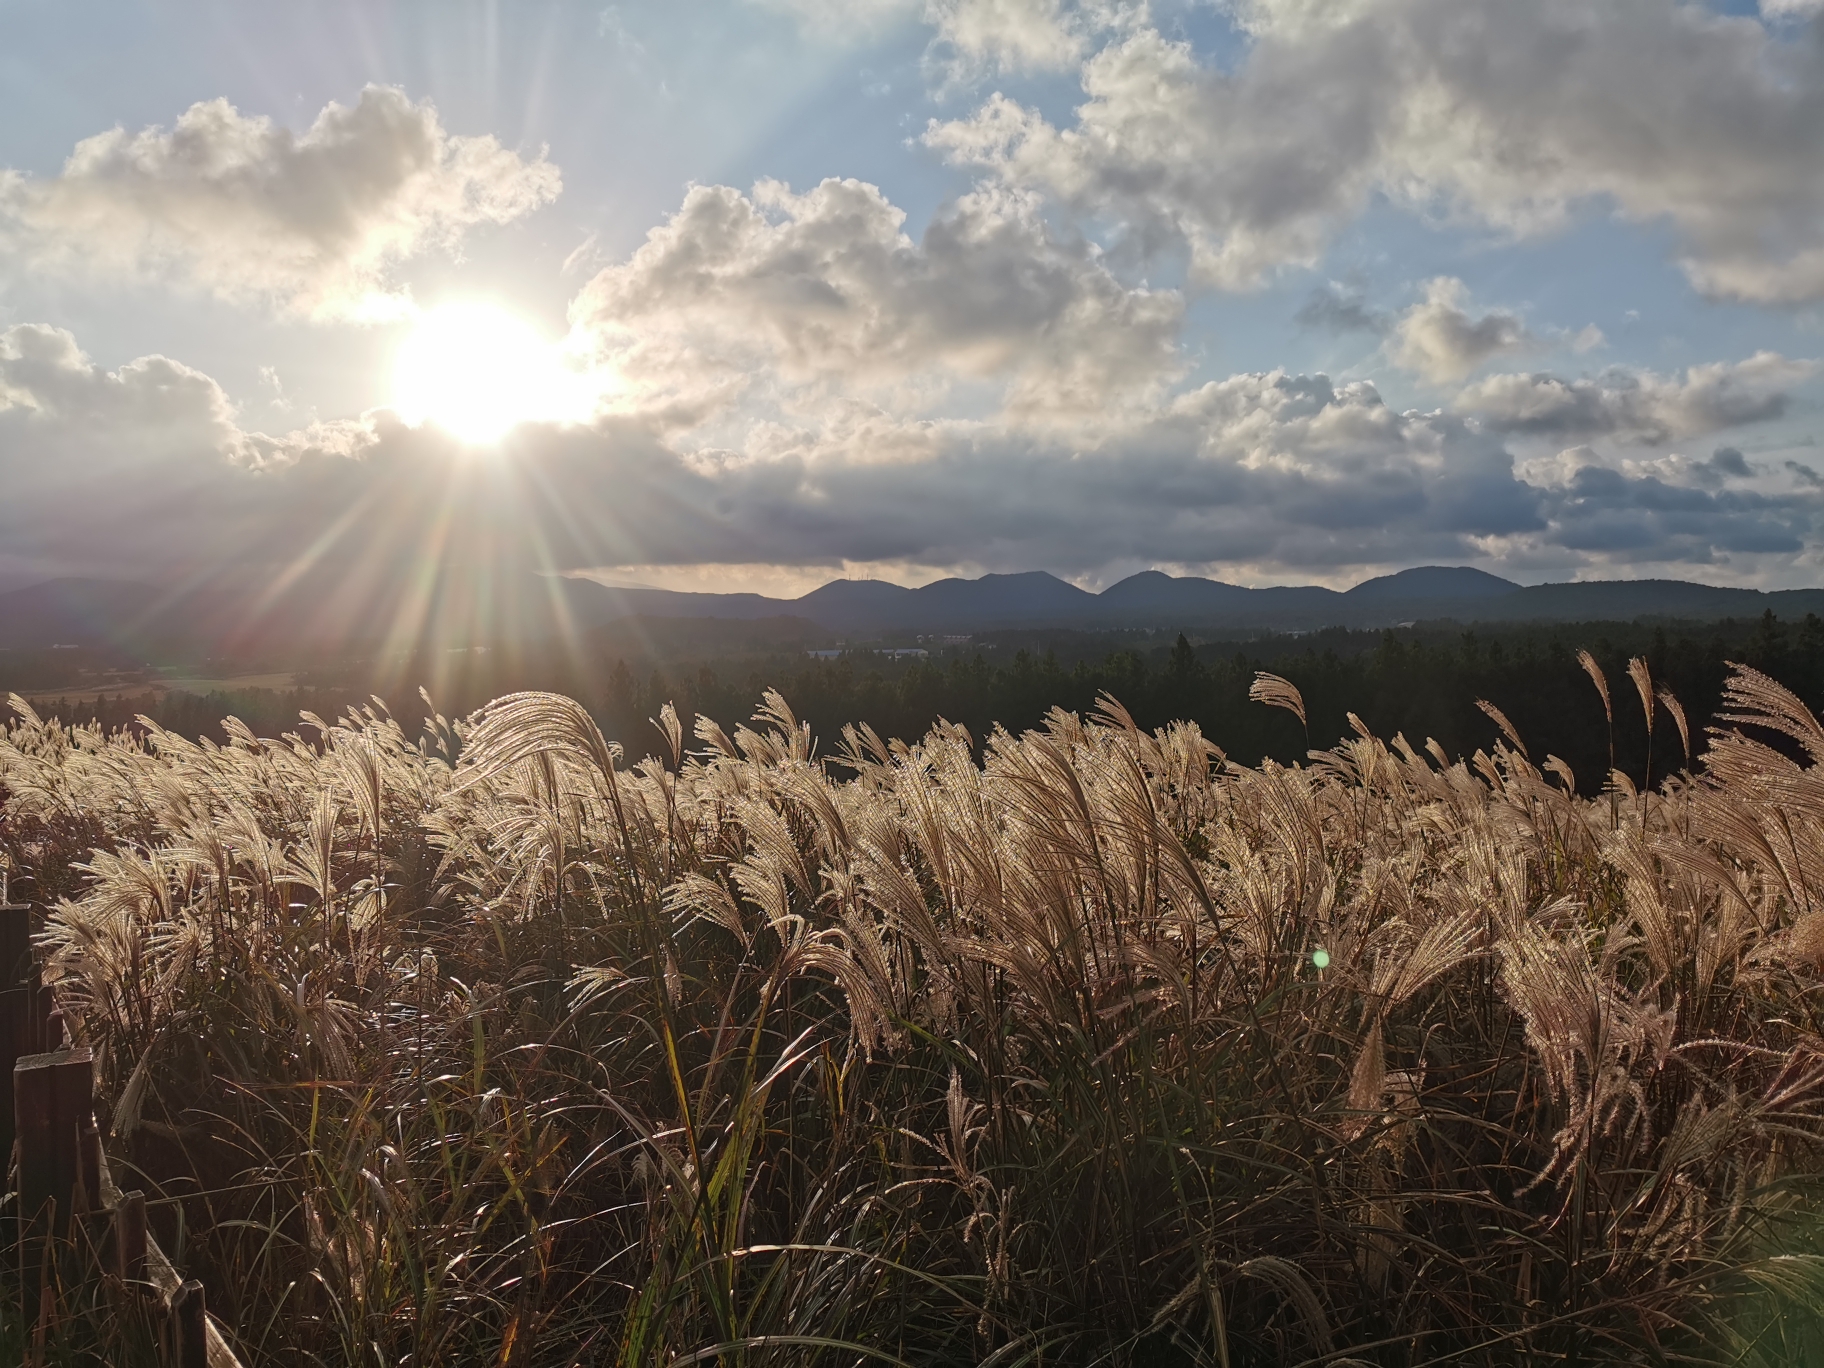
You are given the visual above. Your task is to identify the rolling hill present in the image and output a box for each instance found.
[4,566,1822,659]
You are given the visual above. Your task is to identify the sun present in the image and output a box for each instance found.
[392,302,587,443]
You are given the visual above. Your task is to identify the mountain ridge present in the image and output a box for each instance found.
[3,567,1822,656]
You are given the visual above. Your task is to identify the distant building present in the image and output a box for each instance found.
[805,647,929,660]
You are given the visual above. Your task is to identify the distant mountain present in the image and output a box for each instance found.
[558,567,1824,635]
[904,571,1097,628]
[1344,566,1520,603]
[794,579,917,623]
[1097,572,1261,615]
[1478,579,1824,625]
[4,566,1823,659]
[569,571,1101,633]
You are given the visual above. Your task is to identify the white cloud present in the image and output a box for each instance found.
[762,0,1092,70]
[929,2,1824,301]
[1761,0,1824,20]
[1457,352,1816,445]
[1391,278,1532,383]
[928,0,1085,75]
[0,323,365,467]
[0,324,377,580]
[5,317,1818,593]
[1568,325,1606,354]
[569,176,1183,420]
[926,29,1377,287]
[444,367,1816,579]
[1,86,560,320]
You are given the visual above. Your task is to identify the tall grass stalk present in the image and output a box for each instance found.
[4,672,1824,1364]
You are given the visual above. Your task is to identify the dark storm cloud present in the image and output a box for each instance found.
[1459,354,1814,444]
[1545,461,1813,556]
[6,319,1820,594]
[1709,446,1752,479]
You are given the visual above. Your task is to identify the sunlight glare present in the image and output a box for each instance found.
[392,302,588,444]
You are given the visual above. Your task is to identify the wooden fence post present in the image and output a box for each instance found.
[77,1114,101,1214]
[115,1189,147,1283]
[5,919,245,1365]
[0,901,35,1163]
[170,1278,208,1368]
[14,1046,94,1239]
[0,901,30,987]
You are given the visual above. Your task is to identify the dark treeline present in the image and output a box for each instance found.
[13,611,1824,796]
[10,688,381,744]
[590,611,1824,794]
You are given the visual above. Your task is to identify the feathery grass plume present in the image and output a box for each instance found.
[1627,655,1654,732]
[1248,670,1306,733]
[1476,698,1528,757]
[1659,685,1693,768]
[12,665,1824,1363]
[1717,661,1824,766]
[1629,654,1657,788]
[1341,1016,1386,1141]
[1578,648,1613,725]
[1578,648,1619,787]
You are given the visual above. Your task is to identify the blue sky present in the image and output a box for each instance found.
[3,0,1823,596]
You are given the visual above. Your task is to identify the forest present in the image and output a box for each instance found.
[22,610,1824,794]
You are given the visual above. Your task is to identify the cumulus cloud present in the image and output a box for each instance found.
[1571,444,1760,493]
[0,86,560,320]
[1391,277,1532,383]
[0,324,376,580]
[926,29,1381,286]
[7,312,1820,597]
[927,0,1086,75]
[1458,352,1815,444]
[764,0,1092,71]
[344,367,1809,578]
[0,324,368,468]
[1547,460,1810,558]
[1709,445,1752,479]
[367,370,1550,577]
[929,1,1824,301]
[1295,281,1388,335]
[570,176,1183,417]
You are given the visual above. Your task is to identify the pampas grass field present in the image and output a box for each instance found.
[7,659,1824,1364]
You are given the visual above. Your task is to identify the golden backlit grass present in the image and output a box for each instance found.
[7,661,1824,1364]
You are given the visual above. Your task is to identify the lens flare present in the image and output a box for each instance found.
[392,302,586,443]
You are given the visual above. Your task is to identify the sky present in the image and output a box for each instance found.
[3,0,1824,599]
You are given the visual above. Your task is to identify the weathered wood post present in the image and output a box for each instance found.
[77,1114,101,1214]
[170,1278,208,1368]
[0,901,36,1162]
[114,1189,147,1283]
[0,901,30,988]
[14,1045,92,1340]
[15,1046,95,1237]
[4,907,247,1366]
